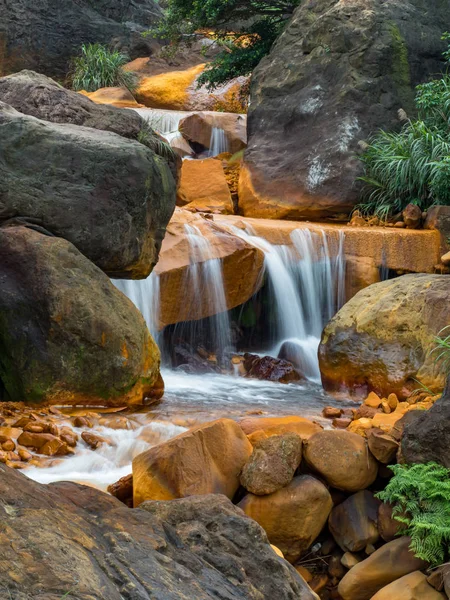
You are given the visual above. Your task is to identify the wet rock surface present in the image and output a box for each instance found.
[0,101,176,278]
[0,226,161,406]
[241,0,450,219]
[319,274,450,398]
[0,465,316,599]
[243,353,303,383]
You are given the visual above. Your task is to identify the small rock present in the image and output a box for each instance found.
[247,430,268,445]
[367,429,399,464]
[108,473,133,506]
[402,203,422,229]
[365,544,376,555]
[341,552,360,569]
[364,392,382,408]
[59,426,78,447]
[394,221,406,228]
[323,407,342,419]
[240,432,302,495]
[381,401,391,414]
[333,418,352,429]
[41,438,71,456]
[310,573,328,594]
[328,551,346,579]
[1,439,15,452]
[378,502,406,542]
[387,393,398,410]
[354,405,379,420]
[441,251,450,266]
[18,432,59,449]
[17,447,32,462]
[347,418,373,437]
[72,416,93,428]
[328,490,380,552]
[81,431,108,450]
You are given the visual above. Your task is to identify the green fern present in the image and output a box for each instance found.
[431,326,450,373]
[377,463,450,566]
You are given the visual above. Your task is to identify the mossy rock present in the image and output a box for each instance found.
[0,226,162,406]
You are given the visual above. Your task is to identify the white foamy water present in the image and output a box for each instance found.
[208,127,229,156]
[25,370,350,488]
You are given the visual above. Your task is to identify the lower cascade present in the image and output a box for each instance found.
[115,223,346,381]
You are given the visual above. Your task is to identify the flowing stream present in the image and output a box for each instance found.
[27,224,348,487]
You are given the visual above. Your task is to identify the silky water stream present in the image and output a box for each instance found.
[26,221,349,488]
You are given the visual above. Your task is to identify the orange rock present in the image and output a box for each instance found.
[371,571,445,600]
[80,86,143,108]
[367,429,399,464]
[135,65,205,110]
[154,209,264,328]
[81,432,108,449]
[59,426,78,447]
[238,475,333,563]
[364,392,382,408]
[40,438,71,457]
[247,430,268,445]
[179,111,247,155]
[296,566,313,583]
[132,418,253,506]
[347,418,373,437]
[177,158,233,214]
[1,439,15,452]
[239,415,322,441]
[323,407,342,419]
[338,537,427,600]
[304,430,378,492]
[371,412,404,433]
[17,432,58,449]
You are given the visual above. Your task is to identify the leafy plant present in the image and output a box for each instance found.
[358,34,450,218]
[145,0,301,89]
[71,43,138,92]
[377,462,450,566]
[431,326,450,373]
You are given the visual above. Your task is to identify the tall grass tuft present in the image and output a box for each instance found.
[71,43,138,93]
[358,34,450,219]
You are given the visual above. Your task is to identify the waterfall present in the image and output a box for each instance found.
[181,224,233,355]
[112,273,163,351]
[228,225,346,381]
[208,127,229,157]
[134,108,189,145]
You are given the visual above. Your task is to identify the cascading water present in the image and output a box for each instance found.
[179,224,233,355]
[134,107,190,145]
[227,225,346,381]
[112,273,162,350]
[208,127,229,157]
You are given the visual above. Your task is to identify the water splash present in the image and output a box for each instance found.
[134,108,189,145]
[208,127,229,157]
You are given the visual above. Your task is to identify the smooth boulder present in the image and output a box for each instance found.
[319,275,450,398]
[371,572,445,600]
[0,102,176,278]
[328,491,380,552]
[338,537,427,600]
[238,475,333,563]
[240,433,303,495]
[177,158,233,214]
[304,430,378,492]
[132,419,253,506]
[0,465,316,599]
[239,416,323,441]
[0,0,161,77]
[0,226,161,406]
[241,0,450,219]
[0,71,180,180]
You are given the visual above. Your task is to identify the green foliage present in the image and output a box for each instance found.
[432,326,450,373]
[377,462,450,566]
[359,34,450,219]
[71,43,138,92]
[146,0,301,89]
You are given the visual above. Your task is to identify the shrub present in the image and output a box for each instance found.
[137,121,177,163]
[376,462,450,566]
[145,0,301,89]
[71,43,138,93]
[358,34,450,219]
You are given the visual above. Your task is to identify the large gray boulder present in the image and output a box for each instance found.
[0,226,162,406]
[0,102,176,278]
[0,71,180,180]
[0,464,318,599]
[0,0,162,78]
[240,0,450,220]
